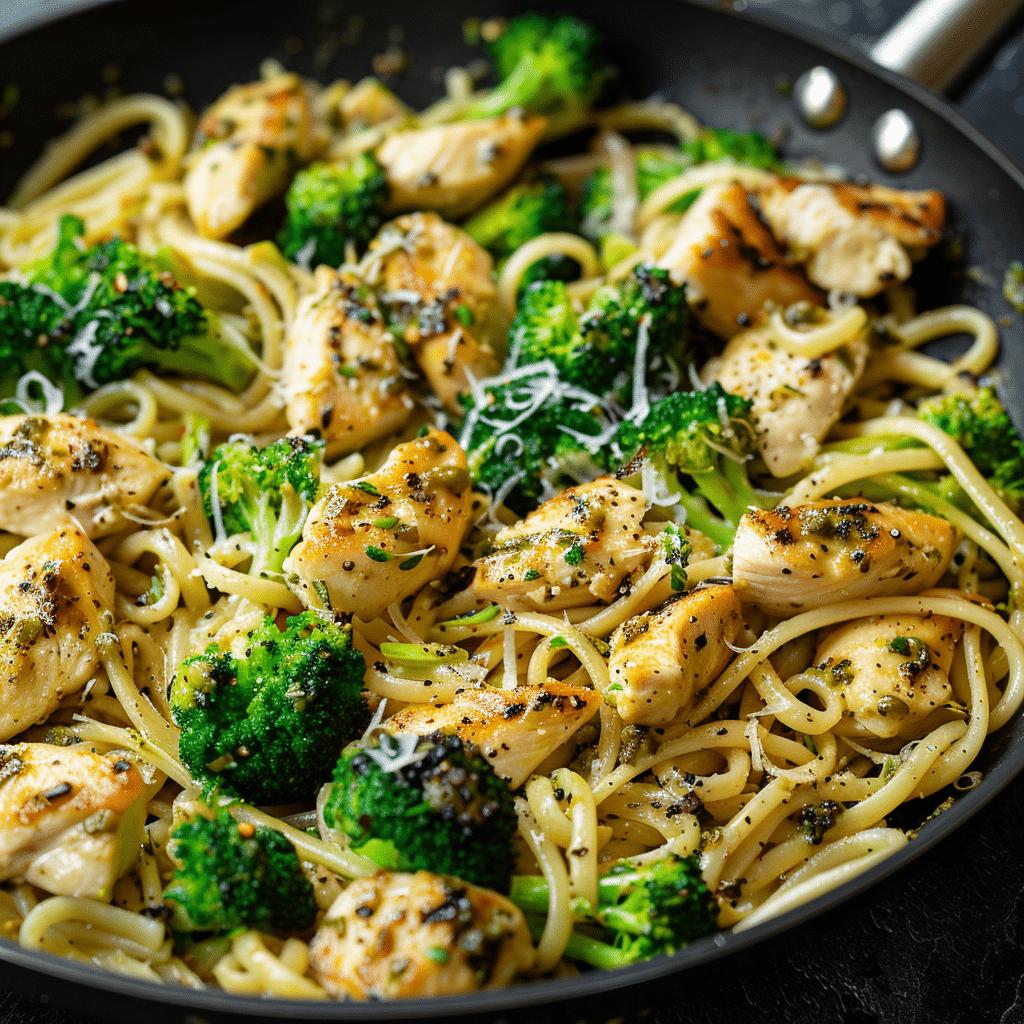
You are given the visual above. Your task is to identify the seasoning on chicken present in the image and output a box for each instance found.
[376,113,548,219]
[285,429,472,620]
[282,267,414,457]
[756,178,946,297]
[732,499,958,616]
[813,611,964,739]
[0,414,168,539]
[656,182,820,339]
[0,742,147,899]
[377,213,502,412]
[714,320,869,477]
[387,681,602,787]
[470,477,655,611]
[606,584,742,725]
[184,73,327,238]
[0,521,115,741]
[309,870,534,1000]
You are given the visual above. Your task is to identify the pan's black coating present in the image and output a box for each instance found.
[1,1,1023,1020]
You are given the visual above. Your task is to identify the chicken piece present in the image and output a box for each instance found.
[813,611,963,740]
[377,113,548,219]
[715,320,868,476]
[377,212,502,412]
[756,178,946,297]
[283,267,414,457]
[339,77,414,130]
[656,182,820,340]
[184,73,326,238]
[286,429,472,620]
[0,522,115,741]
[0,414,168,539]
[606,584,742,726]
[732,499,958,617]
[0,743,147,898]
[310,870,533,1000]
[471,477,655,612]
[388,681,601,787]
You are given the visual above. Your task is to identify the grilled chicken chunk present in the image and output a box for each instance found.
[732,500,958,617]
[656,182,820,339]
[471,477,655,612]
[715,321,869,477]
[310,870,533,1000]
[0,743,147,899]
[0,414,168,539]
[814,611,963,740]
[184,73,326,238]
[378,213,502,412]
[0,522,115,741]
[286,429,472,620]
[606,584,742,725]
[388,681,601,787]
[756,178,945,297]
[283,267,414,457]
[338,77,414,130]
[376,113,548,219]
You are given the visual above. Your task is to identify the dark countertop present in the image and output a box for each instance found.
[2,1,1024,1022]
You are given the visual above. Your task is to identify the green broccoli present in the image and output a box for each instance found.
[510,265,688,404]
[511,854,717,968]
[322,732,517,893]
[163,807,316,934]
[277,154,389,269]
[6,215,256,402]
[683,127,781,170]
[170,611,368,806]
[465,13,617,132]
[198,435,324,578]
[606,383,763,548]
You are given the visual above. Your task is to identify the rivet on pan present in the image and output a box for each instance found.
[872,109,920,172]
[793,66,846,129]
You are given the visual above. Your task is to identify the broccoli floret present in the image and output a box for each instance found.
[463,179,576,259]
[606,383,762,548]
[511,853,717,968]
[683,127,781,170]
[458,361,611,512]
[918,387,1024,513]
[17,215,256,397]
[163,807,316,934]
[511,265,688,403]
[277,154,389,269]
[170,612,368,805]
[466,13,616,131]
[322,732,517,893]
[198,435,324,578]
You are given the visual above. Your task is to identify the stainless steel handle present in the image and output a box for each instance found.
[871,0,1024,92]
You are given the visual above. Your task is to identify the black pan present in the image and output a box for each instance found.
[1,2,1023,1021]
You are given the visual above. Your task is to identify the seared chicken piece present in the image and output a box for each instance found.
[0,522,115,741]
[814,611,963,740]
[184,73,326,238]
[378,213,502,412]
[0,414,168,539]
[388,681,601,787]
[286,429,472,620]
[283,267,414,457]
[656,182,820,339]
[471,477,655,612]
[732,499,958,617]
[0,743,147,898]
[756,178,945,297]
[310,870,533,1000]
[338,77,414,130]
[715,321,869,476]
[377,113,548,219]
[606,584,742,725]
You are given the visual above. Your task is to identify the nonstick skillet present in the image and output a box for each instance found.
[1,1,1024,1021]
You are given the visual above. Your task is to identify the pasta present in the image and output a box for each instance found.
[0,10,1021,1004]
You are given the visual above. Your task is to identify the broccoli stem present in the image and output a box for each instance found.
[467,52,546,119]
[677,492,735,549]
[522,908,632,971]
[138,322,256,393]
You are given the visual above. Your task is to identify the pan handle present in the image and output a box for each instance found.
[870,0,1024,93]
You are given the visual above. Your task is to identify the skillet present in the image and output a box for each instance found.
[1,0,1024,1020]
